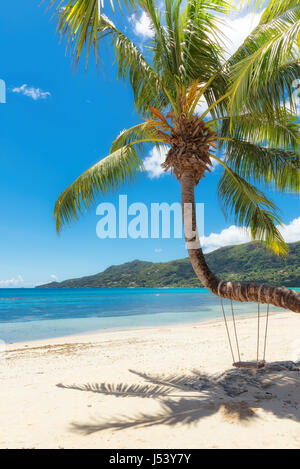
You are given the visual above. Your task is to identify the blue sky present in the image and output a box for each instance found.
[0,1,299,287]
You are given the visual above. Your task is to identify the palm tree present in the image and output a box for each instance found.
[50,0,300,312]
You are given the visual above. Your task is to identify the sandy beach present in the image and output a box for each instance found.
[1,312,300,449]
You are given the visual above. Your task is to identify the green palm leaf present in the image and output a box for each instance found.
[102,17,168,115]
[54,144,144,233]
[255,0,300,23]
[218,110,299,151]
[46,0,135,66]
[224,141,300,193]
[216,161,287,255]
[146,0,231,114]
[110,122,166,153]
[228,4,300,117]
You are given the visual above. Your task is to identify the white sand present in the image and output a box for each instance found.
[1,312,300,449]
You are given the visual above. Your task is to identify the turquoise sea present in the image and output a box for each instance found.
[0,288,298,343]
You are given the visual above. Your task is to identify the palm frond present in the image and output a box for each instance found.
[110,121,167,155]
[47,3,169,115]
[180,0,230,88]
[46,0,135,67]
[146,0,231,114]
[181,0,232,113]
[102,17,168,115]
[228,5,300,117]
[243,61,300,117]
[214,157,287,255]
[255,0,300,23]
[54,145,144,232]
[223,140,300,193]
[218,110,299,151]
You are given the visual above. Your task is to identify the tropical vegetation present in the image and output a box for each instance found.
[37,241,300,289]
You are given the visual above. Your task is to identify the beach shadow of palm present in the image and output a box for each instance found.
[56,381,172,398]
[56,361,300,435]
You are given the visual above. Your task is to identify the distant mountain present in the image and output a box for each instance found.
[36,241,300,289]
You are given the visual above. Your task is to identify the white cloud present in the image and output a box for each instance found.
[0,275,24,288]
[222,10,263,57]
[280,217,300,243]
[11,84,51,101]
[201,216,300,253]
[144,146,169,178]
[154,248,163,253]
[130,11,154,39]
[201,225,250,253]
[50,274,59,282]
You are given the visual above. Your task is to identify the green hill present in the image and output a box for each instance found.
[36,241,300,288]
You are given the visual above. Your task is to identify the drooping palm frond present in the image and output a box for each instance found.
[46,0,135,66]
[54,144,144,232]
[59,9,168,114]
[223,141,300,193]
[218,110,299,151]
[214,158,287,255]
[240,61,300,118]
[102,18,169,115]
[215,107,300,193]
[228,4,300,117]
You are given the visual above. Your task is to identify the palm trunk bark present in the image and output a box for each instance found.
[181,171,300,313]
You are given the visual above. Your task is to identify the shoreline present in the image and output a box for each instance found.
[3,307,286,347]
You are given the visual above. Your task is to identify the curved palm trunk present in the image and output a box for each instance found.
[181,172,300,313]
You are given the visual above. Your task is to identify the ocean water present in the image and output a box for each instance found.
[0,288,297,343]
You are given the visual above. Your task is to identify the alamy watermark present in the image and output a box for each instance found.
[0,79,6,104]
[96,195,204,249]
